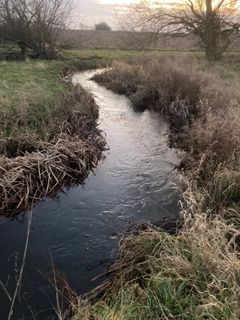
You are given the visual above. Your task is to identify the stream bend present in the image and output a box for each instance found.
[0,70,180,319]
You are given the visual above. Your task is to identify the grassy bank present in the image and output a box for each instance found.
[75,216,240,319]
[0,59,106,216]
[0,61,66,140]
[0,59,106,141]
[72,55,240,319]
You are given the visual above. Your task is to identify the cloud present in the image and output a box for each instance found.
[71,0,124,28]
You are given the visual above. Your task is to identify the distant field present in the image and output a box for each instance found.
[63,49,202,60]
[63,49,145,59]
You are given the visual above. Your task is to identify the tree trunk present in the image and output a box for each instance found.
[18,41,27,58]
[204,0,222,61]
[205,42,222,61]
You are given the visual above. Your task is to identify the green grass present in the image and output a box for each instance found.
[64,49,143,59]
[63,49,203,61]
[0,60,66,105]
[0,57,105,139]
[0,60,68,137]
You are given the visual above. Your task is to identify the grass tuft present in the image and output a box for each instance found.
[74,215,240,320]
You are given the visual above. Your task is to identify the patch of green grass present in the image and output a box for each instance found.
[0,54,109,143]
[0,60,69,138]
[63,49,203,61]
[0,60,66,103]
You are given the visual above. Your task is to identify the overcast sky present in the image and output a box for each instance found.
[70,0,178,29]
[71,0,129,29]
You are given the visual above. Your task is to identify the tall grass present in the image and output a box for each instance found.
[74,215,240,320]
[93,56,240,193]
[93,57,231,136]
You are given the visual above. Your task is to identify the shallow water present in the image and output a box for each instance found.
[0,70,180,319]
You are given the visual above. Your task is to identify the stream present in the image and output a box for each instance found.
[0,70,180,319]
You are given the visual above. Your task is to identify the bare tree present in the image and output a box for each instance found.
[127,0,240,60]
[0,0,72,59]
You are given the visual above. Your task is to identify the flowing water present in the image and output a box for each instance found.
[0,70,180,319]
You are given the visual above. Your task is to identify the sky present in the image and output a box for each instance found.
[71,0,181,30]
[71,0,131,29]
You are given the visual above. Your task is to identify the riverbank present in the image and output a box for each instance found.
[0,65,180,319]
[73,56,240,318]
[0,59,106,216]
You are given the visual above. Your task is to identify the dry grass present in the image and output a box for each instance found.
[0,133,105,217]
[73,214,240,320]
[93,56,232,147]
[93,55,240,186]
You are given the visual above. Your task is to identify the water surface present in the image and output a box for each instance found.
[0,70,179,319]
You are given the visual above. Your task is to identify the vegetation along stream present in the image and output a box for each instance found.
[0,70,180,319]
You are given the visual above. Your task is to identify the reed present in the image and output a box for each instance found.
[0,133,105,217]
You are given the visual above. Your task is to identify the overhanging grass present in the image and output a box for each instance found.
[75,215,240,320]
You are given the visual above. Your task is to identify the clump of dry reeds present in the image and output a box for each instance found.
[0,133,105,217]
[181,109,240,221]
[0,133,45,157]
[0,79,105,216]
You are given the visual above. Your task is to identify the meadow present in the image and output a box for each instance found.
[1,49,240,318]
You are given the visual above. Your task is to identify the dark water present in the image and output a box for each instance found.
[0,70,179,319]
